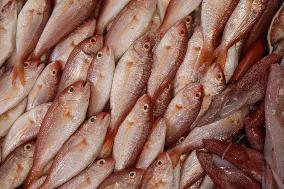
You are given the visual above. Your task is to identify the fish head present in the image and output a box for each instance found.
[133,33,156,58]
[24,60,45,78]
[88,112,110,128]
[82,35,104,55]
[121,168,145,187]
[169,20,188,41]
[135,94,153,119]
[94,45,114,62]
[150,152,173,176]
[182,83,204,108]
[94,157,115,173]
[59,81,90,103]
[19,142,35,159]
[47,61,62,80]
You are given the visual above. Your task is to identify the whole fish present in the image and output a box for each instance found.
[12,0,51,84]
[50,18,97,68]
[40,113,110,189]
[32,0,97,59]
[100,34,155,158]
[0,98,26,137]
[87,46,115,117]
[136,118,167,169]
[58,158,114,189]
[153,83,173,117]
[97,168,144,189]
[157,0,170,21]
[2,103,51,160]
[141,152,174,189]
[164,83,203,147]
[113,95,152,171]
[27,61,62,111]
[0,60,44,115]
[25,81,90,186]
[105,0,157,60]
[147,21,188,100]
[57,35,103,94]
[96,0,132,34]
[159,0,202,33]
[0,142,35,189]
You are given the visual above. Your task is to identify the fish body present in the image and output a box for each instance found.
[153,83,173,117]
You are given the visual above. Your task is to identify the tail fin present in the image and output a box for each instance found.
[197,43,215,66]
[12,63,25,85]
[99,131,115,158]
[214,45,228,71]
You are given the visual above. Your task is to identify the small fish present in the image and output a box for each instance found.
[25,81,90,186]
[57,35,103,94]
[153,83,173,117]
[147,20,188,100]
[2,103,51,160]
[27,61,62,111]
[50,18,97,68]
[40,113,110,189]
[141,152,174,189]
[97,168,144,189]
[0,60,44,115]
[157,0,170,21]
[136,118,167,169]
[87,46,115,117]
[0,142,35,189]
[113,95,153,171]
[0,98,27,138]
[164,83,203,147]
[105,0,157,60]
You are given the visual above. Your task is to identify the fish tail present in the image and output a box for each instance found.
[215,45,227,71]
[12,62,25,85]
[197,43,214,66]
[167,147,182,167]
[99,131,115,158]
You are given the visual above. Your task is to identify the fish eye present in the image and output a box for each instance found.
[129,171,136,178]
[69,86,75,93]
[179,29,185,35]
[97,51,103,58]
[194,92,202,100]
[143,42,150,50]
[90,38,96,43]
[178,137,185,144]
[185,16,192,23]
[217,72,223,81]
[97,159,105,165]
[24,144,32,151]
[143,104,149,112]
[90,116,96,123]
[156,160,163,167]
[23,62,29,67]
[51,69,57,75]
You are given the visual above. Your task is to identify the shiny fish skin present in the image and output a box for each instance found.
[153,83,173,118]
[165,83,203,147]
[141,152,174,189]
[40,113,110,189]
[157,0,170,21]
[27,61,62,111]
[87,46,115,117]
[0,98,27,138]
[32,0,97,59]
[97,168,144,189]
[96,0,131,34]
[199,175,215,189]
[0,60,44,115]
[27,176,47,189]
[57,35,103,94]
[50,18,97,68]
[2,103,51,161]
[147,21,188,100]
[105,0,157,60]
[113,95,153,171]
[26,81,90,186]
[136,118,167,170]
[0,142,35,189]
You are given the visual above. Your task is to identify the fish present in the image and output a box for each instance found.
[157,0,170,21]
[136,118,167,169]
[153,83,173,117]
[180,151,205,189]
[87,46,115,117]
[105,0,157,60]
[100,34,155,158]
[2,103,51,161]
[27,61,62,111]
[57,35,103,94]
[25,81,90,186]
[141,152,174,189]
[49,18,97,68]
[96,0,132,34]
[199,175,215,189]
[164,83,203,147]
[32,0,97,60]
[40,113,110,189]
[0,98,27,138]
[97,168,144,189]
[197,152,261,189]
[113,95,153,171]
[187,178,203,189]
[0,60,44,115]
[0,142,35,189]
[172,155,183,189]
[159,0,202,33]
[147,20,188,100]
[264,64,284,183]
[12,0,51,84]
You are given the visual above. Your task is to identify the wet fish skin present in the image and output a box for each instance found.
[165,83,203,147]
[113,94,153,171]
[0,142,35,189]
[153,83,173,117]
[97,168,144,189]
[57,35,103,94]
[87,46,115,117]
[2,103,51,161]
[0,98,27,138]
[105,0,157,60]
[136,118,167,169]
[27,176,47,189]
[50,18,97,68]
[141,152,174,189]
[27,61,62,111]
[25,81,90,187]
[0,60,44,115]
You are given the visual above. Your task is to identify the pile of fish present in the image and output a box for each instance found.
[0,0,284,188]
